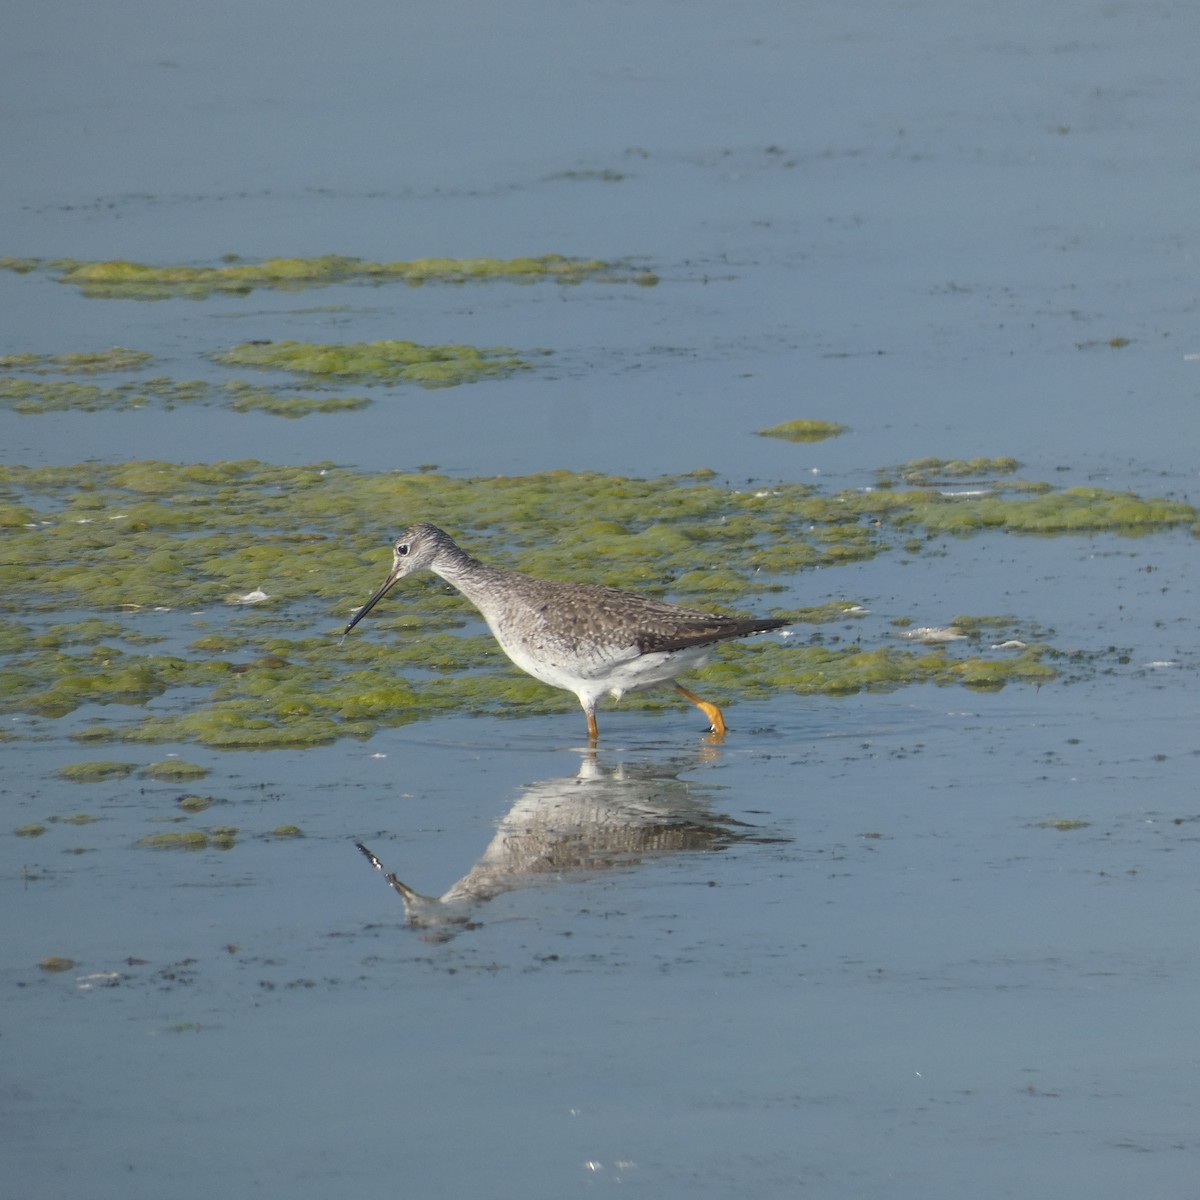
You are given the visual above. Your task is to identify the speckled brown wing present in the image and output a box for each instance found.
[498,576,784,658]
[636,616,789,654]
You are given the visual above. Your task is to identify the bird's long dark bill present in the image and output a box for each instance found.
[342,568,402,635]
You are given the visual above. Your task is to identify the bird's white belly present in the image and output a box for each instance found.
[500,636,714,701]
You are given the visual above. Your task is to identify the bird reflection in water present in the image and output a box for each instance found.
[356,751,785,941]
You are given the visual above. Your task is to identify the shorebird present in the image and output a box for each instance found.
[342,523,788,740]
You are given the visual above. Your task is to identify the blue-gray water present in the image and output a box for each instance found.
[3,2,1198,1197]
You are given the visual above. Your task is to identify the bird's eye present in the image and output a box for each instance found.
[396,543,410,557]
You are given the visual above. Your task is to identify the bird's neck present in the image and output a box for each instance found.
[430,547,514,609]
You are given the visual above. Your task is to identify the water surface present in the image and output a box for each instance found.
[3,2,1199,1197]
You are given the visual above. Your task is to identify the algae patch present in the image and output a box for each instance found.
[57,760,137,782]
[0,347,522,416]
[178,794,215,813]
[0,348,153,374]
[39,957,77,973]
[135,831,210,850]
[223,382,372,417]
[757,419,847,442]
[883,457,1022,486]
[214,339,535,387]
[4,255,653,300]
[141,760,210,781]
[0,375,210,415]
[0,457,1193,748]
[701,639,1057,700]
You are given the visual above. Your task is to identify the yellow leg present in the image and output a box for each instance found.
[586,709,599,742]
[675,684,727,739]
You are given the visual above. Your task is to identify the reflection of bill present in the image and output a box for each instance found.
[355,753,785,941]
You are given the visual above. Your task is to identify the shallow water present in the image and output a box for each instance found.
[3,1,1199,1197]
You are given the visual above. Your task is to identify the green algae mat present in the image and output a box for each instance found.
[0,342,535,415]
[0,253,658,412]
[0,254,658,300]
[1,458,1194,749]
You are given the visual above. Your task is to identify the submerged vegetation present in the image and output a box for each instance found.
[0,249,655,409]
[1,348,533,417]
[0,348,153,374]
[757,419,847,442]
[0,373,380,417]
[213,339,535,386]
[882,456,1022,485]
[0,457,1193,749]
[0,254,658,300]
[57,760,137,782]
[2,247,1187,768]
